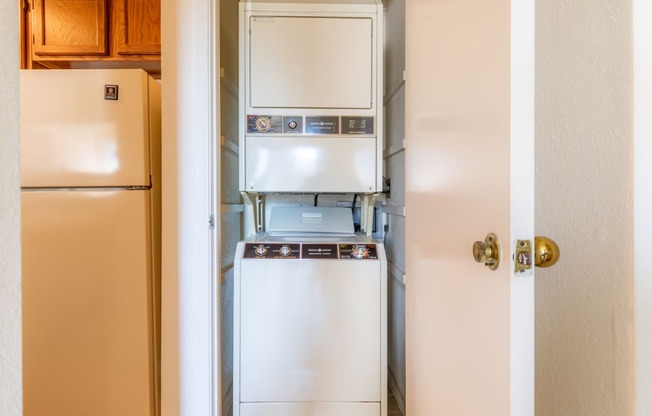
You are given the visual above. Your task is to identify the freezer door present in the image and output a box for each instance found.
[20,69,151,188]
[22,190,156,416]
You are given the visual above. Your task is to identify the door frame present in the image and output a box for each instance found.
[160,0,220,414]
[160,0,652,415]
[634,1,652,414]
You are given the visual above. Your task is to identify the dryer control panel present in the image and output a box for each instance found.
[247,115,374,135]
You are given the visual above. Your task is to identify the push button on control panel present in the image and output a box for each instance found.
[282,116,303,134]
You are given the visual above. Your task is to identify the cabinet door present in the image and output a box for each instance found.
[115,0,161,55]
[32,0,107,56]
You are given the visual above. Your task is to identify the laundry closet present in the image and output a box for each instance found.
[218,0,407,415]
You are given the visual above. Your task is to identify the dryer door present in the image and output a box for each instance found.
[248,16,373,109]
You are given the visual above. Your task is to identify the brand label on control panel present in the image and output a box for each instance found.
[305,116,339,135]
[301,244,338,259]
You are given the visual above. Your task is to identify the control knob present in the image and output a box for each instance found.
[255,116,272,133]
[288,120,298,130]
[254,245,267,256]
[351,245,369,259]
[279,246,292,257]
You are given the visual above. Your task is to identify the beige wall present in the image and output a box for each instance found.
[535,1,635,415]
[0,0,22,414]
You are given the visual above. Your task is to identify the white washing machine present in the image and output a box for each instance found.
[233,207,387,416]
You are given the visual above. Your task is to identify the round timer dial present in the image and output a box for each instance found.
[351,245,369,259]
[255,116,272,133]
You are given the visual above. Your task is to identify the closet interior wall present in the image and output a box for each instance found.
[220,0,242,415]
[384,0,407,413]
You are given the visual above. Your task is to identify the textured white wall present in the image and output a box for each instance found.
[0,0,22,414]
[535,1,635,415]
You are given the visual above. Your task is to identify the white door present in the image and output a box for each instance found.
[405,1,534,415]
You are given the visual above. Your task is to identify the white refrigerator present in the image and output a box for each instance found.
[20,69,161,416]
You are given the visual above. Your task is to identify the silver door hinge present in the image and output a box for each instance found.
[209,214,215,230]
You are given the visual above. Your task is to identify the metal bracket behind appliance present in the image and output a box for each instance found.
[360,193,379,236]
[241,191,265,236]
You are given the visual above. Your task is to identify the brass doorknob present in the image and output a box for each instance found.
[534,236,560,268]
[473,233,500,270]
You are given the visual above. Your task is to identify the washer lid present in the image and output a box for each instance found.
[268,206,354,237]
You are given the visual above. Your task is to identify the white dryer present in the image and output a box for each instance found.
[233,207,387,416]
[239,0,384,194]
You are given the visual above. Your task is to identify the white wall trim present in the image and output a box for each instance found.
[161,0,220,414]
[633,1,652,414]
[0,0,22,413]
[511,0,535,413]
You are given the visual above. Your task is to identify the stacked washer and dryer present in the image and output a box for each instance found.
[233,1,387,416]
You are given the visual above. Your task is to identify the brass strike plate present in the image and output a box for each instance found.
[514,240,533,276]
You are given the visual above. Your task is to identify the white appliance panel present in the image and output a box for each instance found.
[268,206,354,236]
[245,136,376,192]
[21,190,156,416]
[20,69,151,188]
[239,259,381,402]
[241,403,380,416]
[249,16,373,109]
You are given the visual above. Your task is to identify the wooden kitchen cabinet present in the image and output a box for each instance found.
[24,0,160,72]
[31,0,107,56]
[115,0,161,55]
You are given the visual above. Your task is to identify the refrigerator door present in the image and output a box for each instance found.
[22,190,155,416]
[20,69,151,188]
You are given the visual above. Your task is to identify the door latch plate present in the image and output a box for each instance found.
[514,239,533,276]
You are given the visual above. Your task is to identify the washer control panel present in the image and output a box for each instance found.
[243,243,379,260]
[247,115,374,135]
